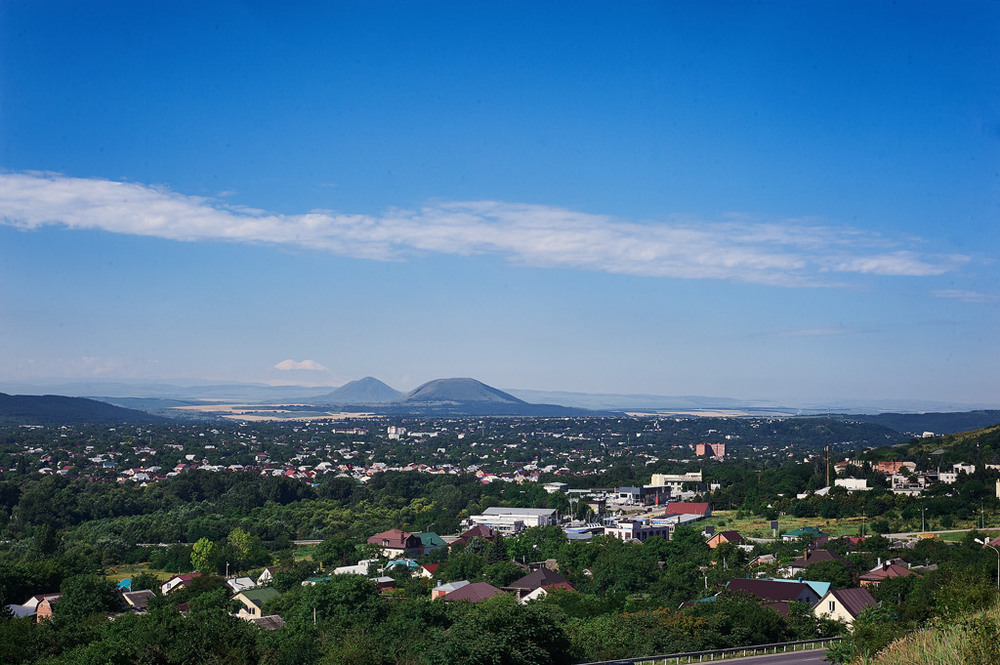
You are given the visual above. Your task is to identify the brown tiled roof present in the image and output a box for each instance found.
[452,524,495,546]
[727,578,814,603]
[442,582,503,603]
[367,528,418,549]
[860,563,920,583]
[506,568,573,592]
[829,587,877,618]
[790,549,844,568]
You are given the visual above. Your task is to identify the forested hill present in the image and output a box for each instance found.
[0,393,168,425]
[855,410,1000,436]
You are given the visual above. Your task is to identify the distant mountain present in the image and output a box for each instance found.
[0,393,168,425]
[317,377,402,404]
[401,378,527,404]
[376,378,595,416]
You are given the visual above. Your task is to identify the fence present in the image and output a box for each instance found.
[581,636,843,664]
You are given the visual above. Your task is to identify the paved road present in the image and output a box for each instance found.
[720,648,829,664]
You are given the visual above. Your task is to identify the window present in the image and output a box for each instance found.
[829,601,836,612]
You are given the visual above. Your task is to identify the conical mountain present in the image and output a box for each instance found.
[319,377,402,403]
[400,378,527,404]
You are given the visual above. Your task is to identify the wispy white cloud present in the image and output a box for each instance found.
[932,289,1000,303]
[275,359,329,371]
[775,327,862,338]
[0,171,966,286]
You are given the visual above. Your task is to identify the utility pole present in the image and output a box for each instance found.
[825,444,830,487]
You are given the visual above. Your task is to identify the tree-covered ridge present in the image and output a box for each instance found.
[0,393,167,425]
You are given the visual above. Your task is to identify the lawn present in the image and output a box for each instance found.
[104,562,174,584]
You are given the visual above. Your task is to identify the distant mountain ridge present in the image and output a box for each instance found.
[0,393,168,425]
[4,378,998,424]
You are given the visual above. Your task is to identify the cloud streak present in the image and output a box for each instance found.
[0,171,965,286]
[932,289,1000,303]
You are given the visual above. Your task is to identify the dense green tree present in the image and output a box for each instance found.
[191,537,216,574]
[423,594,572,665]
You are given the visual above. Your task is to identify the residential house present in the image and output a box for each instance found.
[417,563,440,579]
[225,577,257,594]
[782,527,829,542]
[504,568,574,602]
[449,525,496,551]
[333,559,378,576]
[859,561,922,587]
[813,587,877,627]
[371,576,396,593]
[382,559,422,576]
[234,587,281,620]
[431,580,470,600]
[414,531,448,553]
[161,573,202,595]
[367,529,422,558]
[442,582,503,603]
[725,578,821,615]
[36,596,60,622]
[21,593,61,612]
[122,590,157,613]
[256,566,281,586]
[707,530,745,549]
[756,577,831,600]
[6,603,36,619]
[748,554,777,569]
[781,549,846,577]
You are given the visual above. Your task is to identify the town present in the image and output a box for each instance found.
[2,415,1000,664]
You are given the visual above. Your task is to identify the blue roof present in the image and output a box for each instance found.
[759,577,831,599]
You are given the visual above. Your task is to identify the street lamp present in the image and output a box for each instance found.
[975,537,1000,592]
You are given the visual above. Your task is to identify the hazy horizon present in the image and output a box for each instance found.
[2,3,998,407]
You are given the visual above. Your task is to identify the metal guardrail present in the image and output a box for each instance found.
[580,637,843,664]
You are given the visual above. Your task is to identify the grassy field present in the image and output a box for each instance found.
[103,563,174,583]
[709,511,1000,540]
[709,511,869,539]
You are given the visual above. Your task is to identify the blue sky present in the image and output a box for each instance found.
[2,1,999,406]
